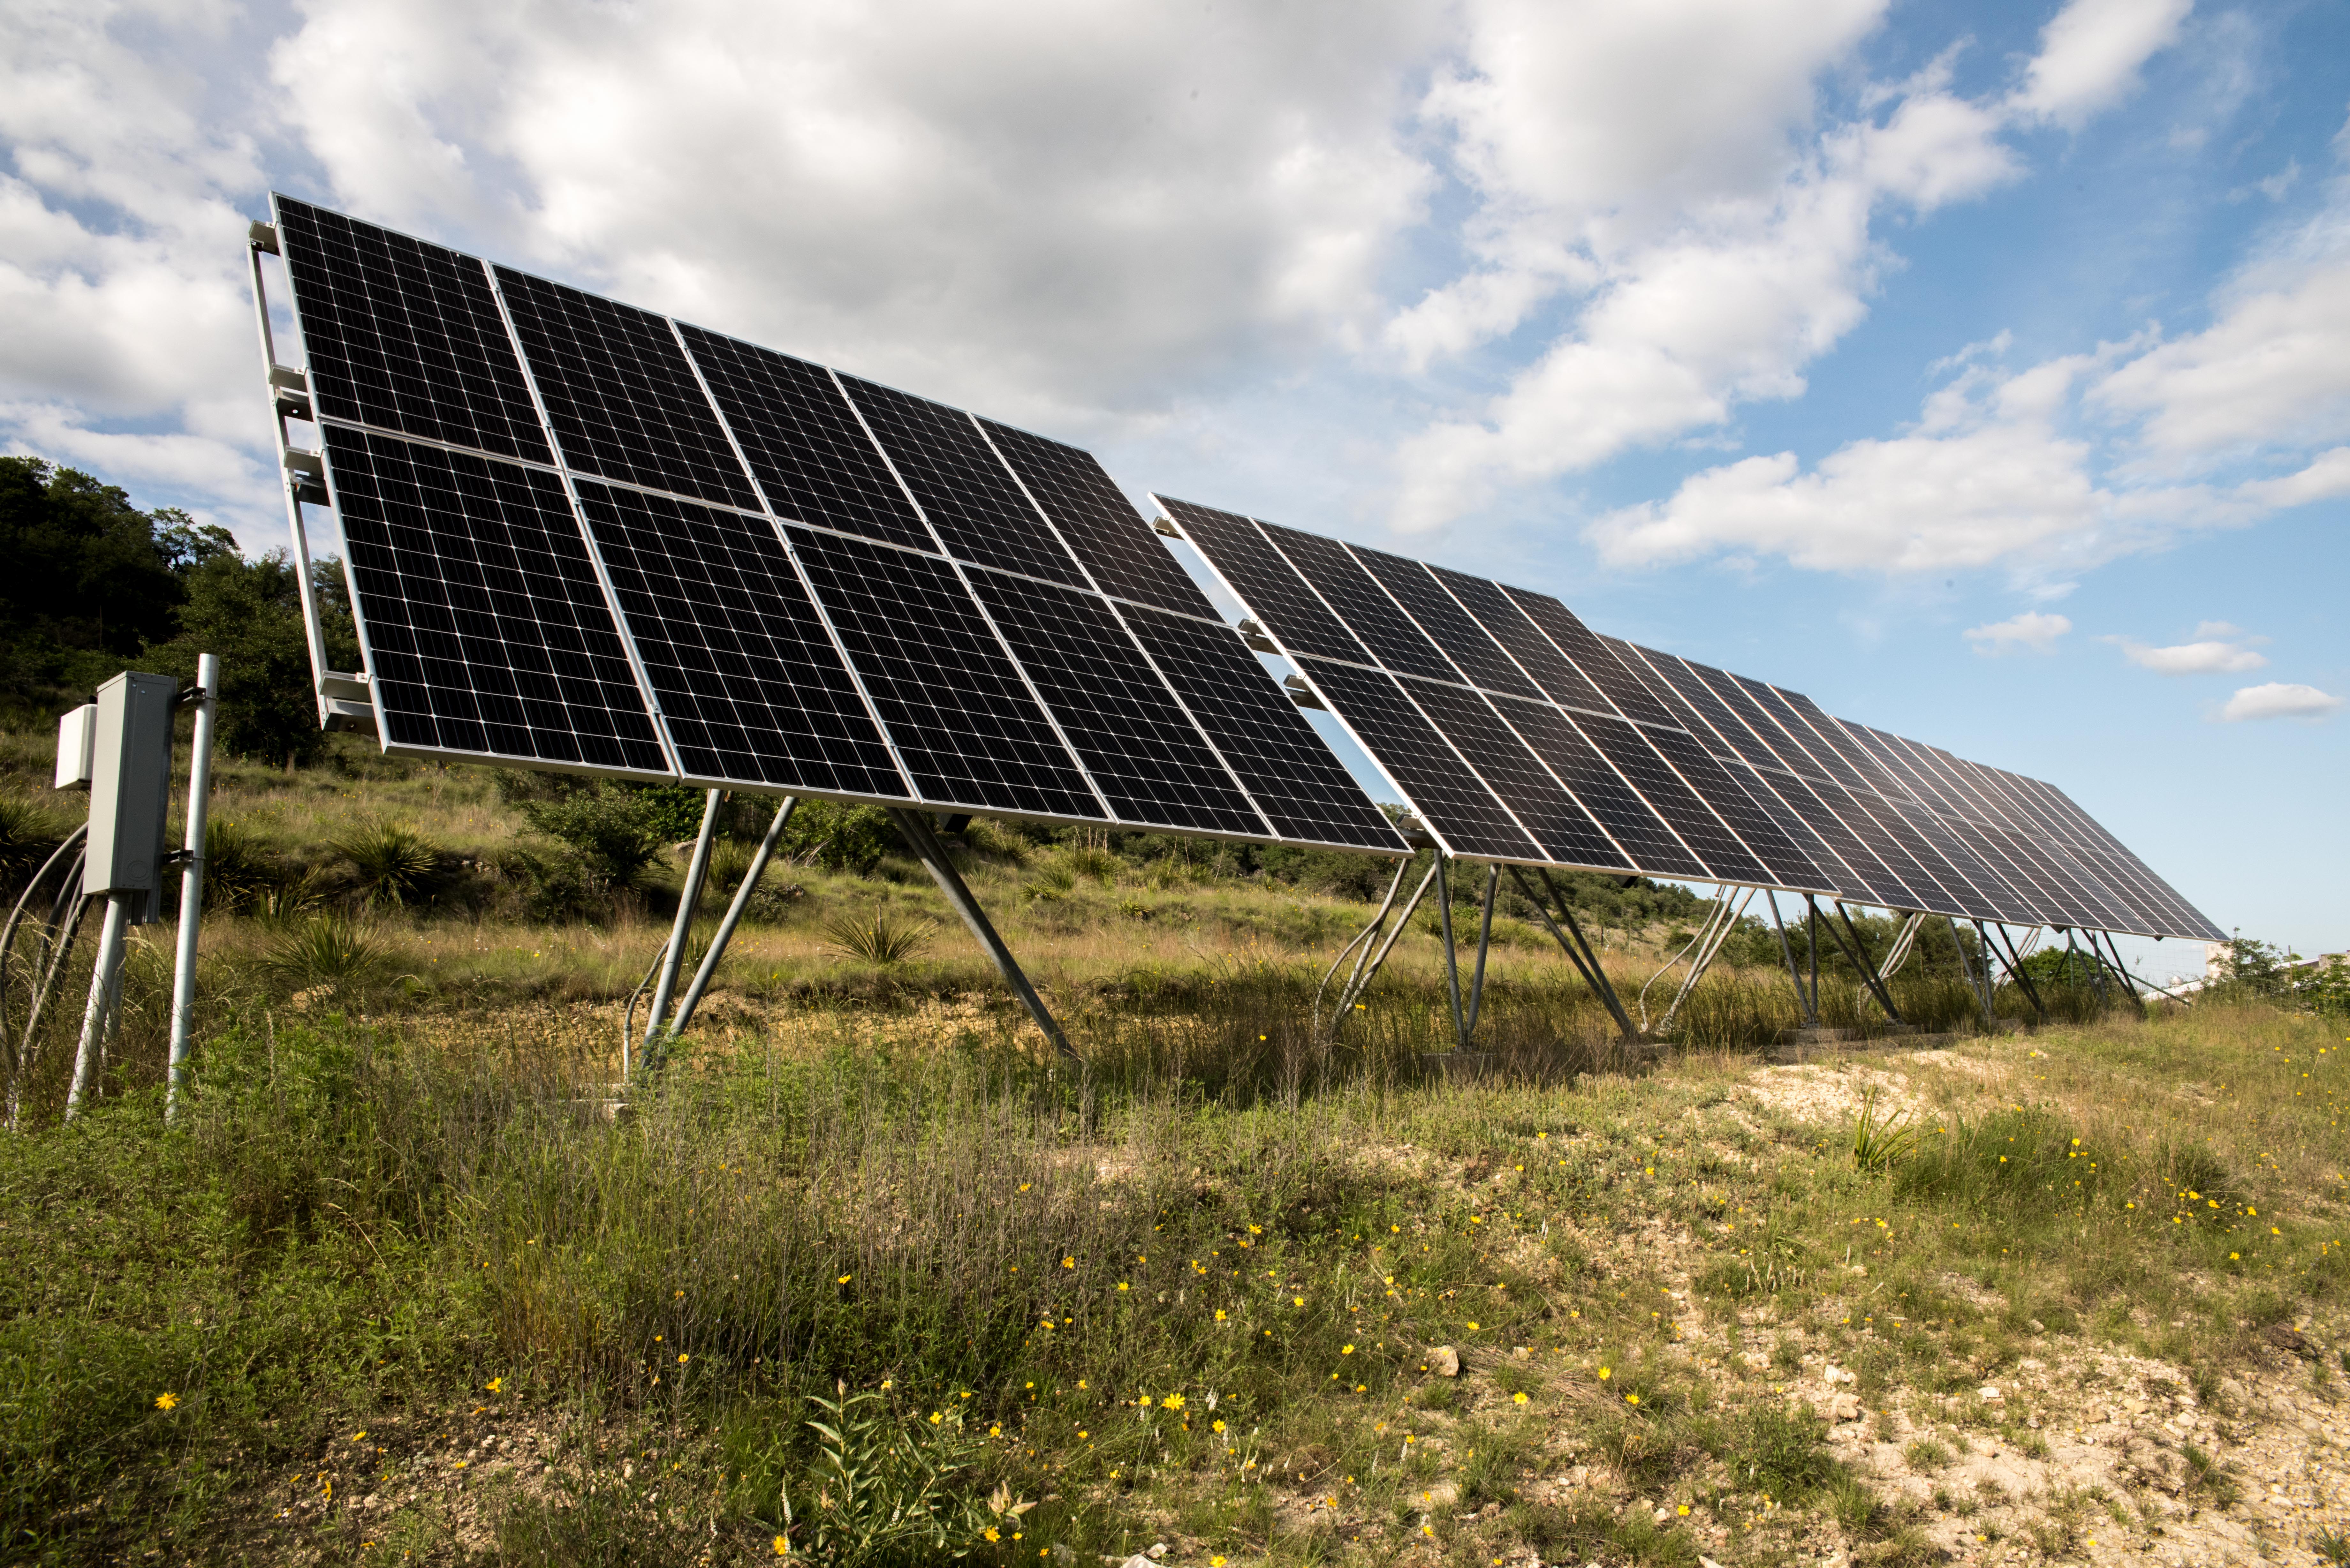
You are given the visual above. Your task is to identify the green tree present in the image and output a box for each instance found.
[0,457,197,715]
[147,553,357,770]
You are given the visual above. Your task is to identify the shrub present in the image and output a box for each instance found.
[822,906,936,966]
[330,818,443,908]
[262,914,384,990]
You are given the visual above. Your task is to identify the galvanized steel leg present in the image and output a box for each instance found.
[1814,898,1903,1025]
[167,652,220,1122]
[1509,866,1640,1045]
[65,893,131,1119]
[1335,855,1442,1018]
[887,807,1074,1060]
[1433,853,1469,1049]
[1767,891,1818,1027]
[1462,863,1500,1037]
[643,788,723,1060]
[1316,855,1411,1033]
[671,796,798,1037]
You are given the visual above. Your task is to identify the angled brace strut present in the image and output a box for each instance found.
[1507,866,1641,1045]
[1810,897,1904,1025]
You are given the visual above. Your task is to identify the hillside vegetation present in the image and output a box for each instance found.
[3,734,2342,1568]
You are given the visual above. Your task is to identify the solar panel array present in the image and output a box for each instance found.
[269,195,1406,855]
[1156,498,2221,942]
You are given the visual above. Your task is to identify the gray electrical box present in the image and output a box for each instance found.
[54,703,95,789]
[83,671,178,921]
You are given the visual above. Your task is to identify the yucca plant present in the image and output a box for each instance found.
[821,905,936,965]
[330,818,443,908]
[264,914,385,989]
[1851,1085,1918,1172]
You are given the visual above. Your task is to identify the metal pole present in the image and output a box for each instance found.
[886,807,1075,1060]
[1987,924,2048,1022]
[1808,900,1818,1016]
[1315,856,1409,1032]
[643,788,723,1055]
[65,893,131,1119]
[1336,856,1443,1016]
[1462,863,1500,1037]
[1432,853,1468,1048]
[670,797,797,1037]
[1950,918,1993,1026]
[1766,891,1817,1027]
[166,653,219,1122]
[1813,898,1903,1024]
[2091,930,2141,1006]
[1512,867,1641,1044]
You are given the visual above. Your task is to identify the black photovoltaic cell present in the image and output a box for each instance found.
[1504,591,1678,727]
[785,528,1097,818]
[1602,641,1829,890]
[1762,769,1914,908]
[1261,524,1457,683]
[1297,659,1541,862]
[1599,718,1770,884]
[1120,607,1407,852]
[674,326,932,551]
[322,426,667,774]
[1155,499,1370,663]
[494,269,758,510]
[571,481,906,798]
[1492,698,1699,877]
[1352,549,1543,699]
[1660,657,1790,773]
[1400,677,1624,869]
[965,569,1263,835]
[274,198,552,464]
[837,377,1084,587]
[1433,568,1611,712]
[982,422,1217,618]
[1724,759,1858,894]
[1641,723,1826,890]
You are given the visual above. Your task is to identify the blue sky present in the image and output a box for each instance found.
[3,0,2344,975]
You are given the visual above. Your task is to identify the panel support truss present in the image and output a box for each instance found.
[886,807,1076,1061]
[1981,923,2048,1023]
[1766,891,1820,1028]
[2088,929,2144,1008]
[1808,897,1905,1026]
[1854,911,1926,1020]
[1952,918,1996,1028]
[1316,853,1438,1034]
[1508,866,1643,1047]
[1638,885,1753,1036]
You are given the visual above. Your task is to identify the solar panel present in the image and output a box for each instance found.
[981,422,1217,618]
[493,267,760,511]
[1292,658,1541,862]
[322,425,669,776]
[571,480,908,798]
[962,568,1265,835]
[672,325,934,551]
[268,195,1406,854]
[1400,677,1626,868]
[274,197,553,466]
[1351,548,1543,699]
[1431,567,1612,713]
[1153,499,1371,664]
[1117,606,1404,850]
[1261,524,1458,683]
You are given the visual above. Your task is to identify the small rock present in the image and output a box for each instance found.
[2264,1324,2315,1358]
[1147,1546,1169,1562]
[1829,1393,1862,1422]
[1512,1346,1533,1359]
[1979,1385,2003,1401]
[2028,1318,2045,1332]
[1427,1345,1461,1377]
[1823,1363,1856,1385]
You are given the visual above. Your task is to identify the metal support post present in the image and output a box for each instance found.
[670,796,798,1038]
[2091,930,2143,1007]
[2062,929,2107,1006]
[1811,897,1903,1024]
[1432,853,1469,1049]
[166,653,219,1122]
[1327,855,1442,1023]
[1315,856,1411,1031]
[886,807,1075,1060]
[1856,911,1925,1018]
[1461,863,1500,1038]
[1766,891,1818,1027]
[64,893,132,1118]
[1647,886,1753,1036]
[1951,918,1994,1026]
[1985,924,2047,1022]
[1507,866,1641,1045]
[642,788,723,1062]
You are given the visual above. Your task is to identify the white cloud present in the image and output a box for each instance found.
[1964,611,2073,655]
[1382,0,2164,532]
[2007,0,2192,129]
[268,0,1444,423]
[2219,682,2344,721]
[2106,629,2269,673]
